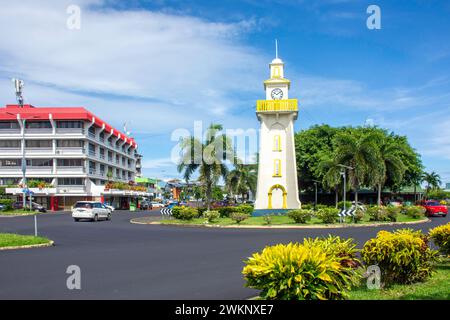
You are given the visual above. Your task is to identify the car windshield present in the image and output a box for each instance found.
[427,201,441,206]
[74,202,93,209]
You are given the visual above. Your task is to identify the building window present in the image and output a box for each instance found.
[274,159,281,177]
[0,159,21,167]
[0,140,21,148]
[272,66,281,78]
[0,178,21,185]
[25,140,52,148]
[26,159,53,167]
[56,121,83,128]
[57,159,83,167]
[56,140,84,148]
[88,143,96,156]
[99,132,105,142]
[0,121,19,129]
[26,121,51,129]
[99,148,105,159]
[58,178,83,186]
[273,135,281,151]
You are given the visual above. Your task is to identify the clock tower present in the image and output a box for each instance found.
[254,43,301,210]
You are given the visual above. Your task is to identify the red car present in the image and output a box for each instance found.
[420,200,448,217]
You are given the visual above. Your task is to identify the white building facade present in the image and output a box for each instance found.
[254,55,301,210]
[0,104,145,210]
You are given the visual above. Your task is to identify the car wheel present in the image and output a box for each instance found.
[74,218,79,222]
[107,213,111,221]
[93,215,98,222]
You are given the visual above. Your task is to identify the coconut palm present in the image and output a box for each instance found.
[317,153,343,208]
[373,137,406,205]
[177,123,234,210]
[227,161,257,203]
[423,171,441,192]
[333,130,380,204]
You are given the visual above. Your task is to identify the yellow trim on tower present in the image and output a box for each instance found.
[273,135,281,151]
[256,99,298,112]
[267,184,287,209]
[273,159,282,177]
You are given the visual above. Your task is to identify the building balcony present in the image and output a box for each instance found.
[0,148,21,155]
[57,186,86,194]
[56,147,85,156]
[55,128,85,135]
[256,99,298,113]
[0,129,21,135]
[25,148,53,155]
[25,128,53,134]
[56,167,85,174]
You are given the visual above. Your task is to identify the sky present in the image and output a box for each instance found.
[0,0,449,185]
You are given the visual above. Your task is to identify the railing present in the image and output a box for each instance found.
[89,151,96,157]
[0,129,21,134]
[256,99,298,112]
[56,147,84,155]
[25,148,53,154]
[25,128,53,134]
[56,167,85,174]
[88,132,96,139]
[0,148,21,154]
[56,128,85,134]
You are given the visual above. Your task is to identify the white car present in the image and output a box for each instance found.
[72,201,111,222]
[150,202,164,208]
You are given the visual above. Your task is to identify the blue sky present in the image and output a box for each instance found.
[1,0,450,185]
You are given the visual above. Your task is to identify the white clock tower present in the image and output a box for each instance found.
[254,42,301,210]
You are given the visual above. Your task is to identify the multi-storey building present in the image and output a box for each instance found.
[0,104,146,210]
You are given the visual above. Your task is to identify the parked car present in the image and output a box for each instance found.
[0,204,5,211]
[72,201,111,222]
[420,200,448,217]
[150,202,164,208]
[12,201,47,212]
[140,200,151,210]
[104,204,115,212]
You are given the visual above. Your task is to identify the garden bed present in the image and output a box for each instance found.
[0,210,46,217]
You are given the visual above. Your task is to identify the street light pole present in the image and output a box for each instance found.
[338,164,354,223]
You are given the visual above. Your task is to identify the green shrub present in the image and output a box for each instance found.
[361,229,438,286]
[0,199,14,210]
[217,206,237,218]
[316,208,338,224]
[353,208,365,223]
[235,204,254,216]
[405,205,425,219]
[386,206,401,222]
[263,215,273,225]
[315,204,329,210]
[197,207,208,216]
[242,237,361,300]
[230,212,249,224]
[367,205,389,222]
[337,201,352,210]
[429,222,450,255]
[301,203,313,210]
[288,209,312,224]
[172,206,198,220]
[203,210,220,223]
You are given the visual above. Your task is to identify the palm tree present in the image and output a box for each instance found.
[333,130,380,204]
[227,161,257,203]
[317,153,342,208]
[177,124,234,210]
[409,170,424,202]
[423,171,441,193]
[373,137,406,205]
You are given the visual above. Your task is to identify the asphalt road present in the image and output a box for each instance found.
[0,210,448,300]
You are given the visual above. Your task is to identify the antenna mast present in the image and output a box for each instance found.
[12,78,24,107]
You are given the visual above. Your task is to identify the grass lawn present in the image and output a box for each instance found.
[0,209,45,216]
[350,259,450,300]
[160,213,426,226]
[0,233,51,248]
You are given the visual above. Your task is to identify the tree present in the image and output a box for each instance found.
[372,134,406,205]
[423,171,441,193]
[333,129,380,204]
[177,123,234,210]
[317,152,342,208]
[226,161,257,203]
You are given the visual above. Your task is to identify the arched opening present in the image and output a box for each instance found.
[268,184,287,209]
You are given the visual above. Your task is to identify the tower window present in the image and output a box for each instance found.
[273,135,281,151]
[272,66,281,78]
[273,159,282,177]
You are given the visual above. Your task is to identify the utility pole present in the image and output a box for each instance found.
[338,164,354,222]
[312,180,320,211]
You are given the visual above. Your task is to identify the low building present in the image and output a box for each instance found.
[0,104,149,210]
[135,177,162,200]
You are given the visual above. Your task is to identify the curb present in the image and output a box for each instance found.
[130,218,430,229]
[0,240,54,251]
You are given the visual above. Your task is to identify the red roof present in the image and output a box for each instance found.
[0,104,137,148]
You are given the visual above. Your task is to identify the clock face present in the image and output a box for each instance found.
[271,88,283,100]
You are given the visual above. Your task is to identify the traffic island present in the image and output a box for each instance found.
[0,233,53,251]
